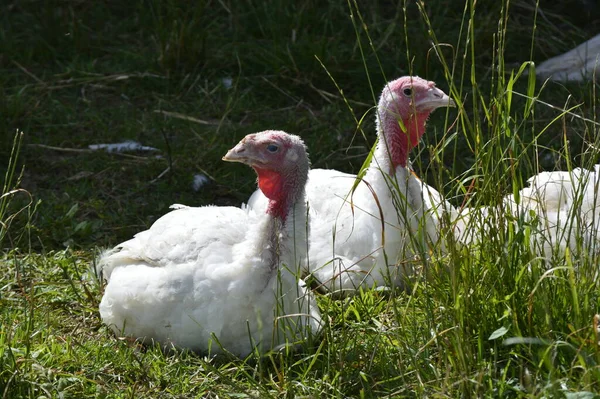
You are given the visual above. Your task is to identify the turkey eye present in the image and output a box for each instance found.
[266,144,279,153]
[403,87,412,96]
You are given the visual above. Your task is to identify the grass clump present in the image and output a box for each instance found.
[2,0,600,397]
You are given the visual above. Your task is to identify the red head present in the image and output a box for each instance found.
[223,130,309,221]
[377,76,455,170]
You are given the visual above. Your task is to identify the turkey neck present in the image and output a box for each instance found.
[253,165,309,287]
[266,197,309,275]
[359,108,430,218]
[364,106,429,186]
[376,108,430,173]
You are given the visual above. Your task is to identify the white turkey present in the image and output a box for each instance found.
[455,165,600,260]
[97,131,321,357]
[248,76,455,295]
[533,33,600,82]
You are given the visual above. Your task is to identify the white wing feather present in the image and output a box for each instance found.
[98,205,320,356]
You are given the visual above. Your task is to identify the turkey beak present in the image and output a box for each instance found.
[223,139,262,165]
[222,142,248,163]
[416,87,456,111]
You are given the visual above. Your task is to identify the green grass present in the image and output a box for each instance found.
[2,0,600,397]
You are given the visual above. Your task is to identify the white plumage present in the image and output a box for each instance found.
[534,33,600,82]
[248,76,455,295]
[456,165,600,259]
[97,131,321,357]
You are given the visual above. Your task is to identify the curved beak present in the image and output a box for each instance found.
[416,86,456,111]
[222,135,265,165]
[222,141,248,163]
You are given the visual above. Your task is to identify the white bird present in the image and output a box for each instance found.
[456,165,600,260]
[247,76,455,295]
[97,131,321,357]
[534,33,600,82]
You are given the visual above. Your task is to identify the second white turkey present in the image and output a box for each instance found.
[248,76,456,295]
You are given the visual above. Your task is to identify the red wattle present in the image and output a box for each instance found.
[254,167,282,199]
[253,166,288,220]
[388,113,430,169]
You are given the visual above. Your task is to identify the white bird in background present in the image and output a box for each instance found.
[534,33,600,82]
[456,165,600,261]
[97,131,321,357]
[248,76,455,295]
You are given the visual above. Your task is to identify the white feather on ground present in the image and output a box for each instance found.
[97,131,321,357]
[88,140,159,153]
[192,174,210,192]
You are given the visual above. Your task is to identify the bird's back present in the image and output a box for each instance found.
[98,205,252,279]
[456,166,600,258]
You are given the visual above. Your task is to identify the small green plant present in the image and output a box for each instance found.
[0,130,34,250]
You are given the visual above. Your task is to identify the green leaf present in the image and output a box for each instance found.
[488,326,509,340]
[65,203,79,219]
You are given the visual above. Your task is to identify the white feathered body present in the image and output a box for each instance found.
[534,33,600,82]
[244,78,454,295]
[248,162,446,294]
[457,166,600,258]
[98,202,320,356]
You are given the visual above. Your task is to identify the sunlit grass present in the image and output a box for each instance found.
[1,0,600,397]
